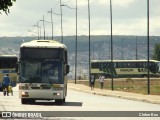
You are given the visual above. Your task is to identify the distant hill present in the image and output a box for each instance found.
[1,35,160,79]
[0,35,159,57]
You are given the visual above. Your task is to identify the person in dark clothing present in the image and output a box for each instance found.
[2,73,11,96]
[90,74,95,90]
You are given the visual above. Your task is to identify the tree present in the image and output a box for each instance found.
[152,43,160,61]
[0,0,16,14]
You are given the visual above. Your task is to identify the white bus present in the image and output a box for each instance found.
[18,40,69,104]
[91,60,160,78]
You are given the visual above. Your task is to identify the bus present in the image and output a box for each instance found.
[0,55,18,91]
[91,60,160,78]
[18,40,69,104]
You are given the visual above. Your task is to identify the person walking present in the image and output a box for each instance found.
[90,74,95,90]
[99,75,105,90]
[2,73,11,96]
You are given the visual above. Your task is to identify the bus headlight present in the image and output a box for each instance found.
[53,93,61,96]
[21,92,29,97]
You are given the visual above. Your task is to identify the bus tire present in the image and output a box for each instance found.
[63,98,65,103]
[65,85,67,96]
[55,99,64,105]
[21,98,27,104]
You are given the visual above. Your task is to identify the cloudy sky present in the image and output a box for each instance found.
[0,0,159,37]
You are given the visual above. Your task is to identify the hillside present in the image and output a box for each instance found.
[0,35,159,51]
[0,35,159,79]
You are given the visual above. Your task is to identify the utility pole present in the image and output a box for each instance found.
[110,0,114,91]
[147,0,150,95]
[43,15,46,40]
[60,0,63,43]
[75,0,77,84]
[88,0,91,84]
[122,39,123,60]
[48,8,54,40]
[60,2,78,83]
[136,36,138,60]
[39,15,46,40]
[33,21,40,40]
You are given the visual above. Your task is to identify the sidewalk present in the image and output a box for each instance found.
[68,83,160,105]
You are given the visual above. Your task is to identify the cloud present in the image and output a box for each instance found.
[94,0,134,7]
[67,0,87,6]
[0,0,159,37]
[112,0,134,7]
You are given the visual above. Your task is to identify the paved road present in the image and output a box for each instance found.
[0,85,160,120]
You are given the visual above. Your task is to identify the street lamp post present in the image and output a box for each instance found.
[48,8,61,40]
[88,0,91,84]
[48,8,54,40]
[60,0,63,43]
[39,26,41,39]
[28,30,38,38]
[33,21,40,40]
[136,36,138,60]
[110,0,114,91]
[121,39,123,60]
[39,15,46,40]
[147,0,150,95]
[60,2,78,84]
[75,0,77,84]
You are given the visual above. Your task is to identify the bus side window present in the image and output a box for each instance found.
[118,63,122,68]
[99,63,103,71]
[123,62,126,68]
[114,63,117,68]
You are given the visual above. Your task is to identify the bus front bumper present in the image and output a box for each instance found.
[19,90,64,100]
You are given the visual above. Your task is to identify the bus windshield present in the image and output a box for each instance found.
[21,48,63,60]
[20,60,63,84]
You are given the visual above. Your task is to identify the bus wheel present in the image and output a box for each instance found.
[55,99,64,105]
[63,98,65,103]
[21,98,27,104]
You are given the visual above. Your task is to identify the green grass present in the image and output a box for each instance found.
[75,78,160,95]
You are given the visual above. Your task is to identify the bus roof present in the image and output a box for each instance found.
[0,54,17,58]
[20,40,67,49]
[91,59,160,63]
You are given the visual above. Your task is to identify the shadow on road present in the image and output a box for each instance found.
[27,100,83,107]
[63,102,83,107]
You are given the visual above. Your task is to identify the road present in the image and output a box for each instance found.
[0,85,160,120]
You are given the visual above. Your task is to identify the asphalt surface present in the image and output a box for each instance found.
[68,82,160,105]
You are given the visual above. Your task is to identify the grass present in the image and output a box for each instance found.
[75,78,160,95]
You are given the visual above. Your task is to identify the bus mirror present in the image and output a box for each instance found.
[15,63,19,74]
[66,65,70,75]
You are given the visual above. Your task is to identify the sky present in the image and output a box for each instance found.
[0,0,159,37]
